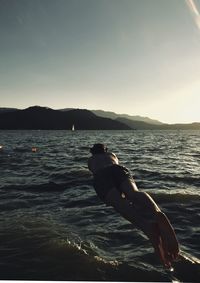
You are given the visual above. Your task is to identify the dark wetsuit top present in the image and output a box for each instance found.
[93,164,133,202]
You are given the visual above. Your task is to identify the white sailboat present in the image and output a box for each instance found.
[71,124,75,131]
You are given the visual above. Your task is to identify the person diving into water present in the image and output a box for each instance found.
[88,143,179,268]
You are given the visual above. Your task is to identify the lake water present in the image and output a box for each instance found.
[0,130,200,281]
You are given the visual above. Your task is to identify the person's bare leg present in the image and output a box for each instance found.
[120,179,179,266]
[104,187,169,267]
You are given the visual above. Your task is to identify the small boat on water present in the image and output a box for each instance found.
[71,124,75,131]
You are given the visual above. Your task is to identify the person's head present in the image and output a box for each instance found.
[90,143,107,155]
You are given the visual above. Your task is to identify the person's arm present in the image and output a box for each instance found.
[110,152,119,164]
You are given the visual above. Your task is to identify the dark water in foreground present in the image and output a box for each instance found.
[0,130,200,282]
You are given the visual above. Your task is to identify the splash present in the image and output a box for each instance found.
[186,0,200,30]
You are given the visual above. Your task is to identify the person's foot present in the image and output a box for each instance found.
[134,211,179,268]
[156,211,179,262]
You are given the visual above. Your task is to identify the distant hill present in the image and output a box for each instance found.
[161,122,200,130]
[91,109,163,125]
[0,107,18,113]
[0,106,200,130]
[0,106,130,130]
[116,117,200,130]
[116,117,161,130]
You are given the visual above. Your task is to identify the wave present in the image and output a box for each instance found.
[134,168,200,186]
[172,252,200,283]
[1,180,199,203]
[0,216,199,281]
[150,191,200,203]
[0,214,168,281]
[0,183,199,281]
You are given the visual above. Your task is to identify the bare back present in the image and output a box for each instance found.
[88,152,119,174]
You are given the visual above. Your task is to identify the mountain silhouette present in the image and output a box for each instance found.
[116,117,200,130]
[59,108,163,125]
[0,106,200,130]
[0,106,130,130]
[91,109,163,125]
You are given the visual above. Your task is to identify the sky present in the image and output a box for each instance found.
[1,0,200,123]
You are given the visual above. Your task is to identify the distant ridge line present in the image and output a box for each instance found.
[60,108,162,124]
[0,106,130,130]
[0,106,200,130]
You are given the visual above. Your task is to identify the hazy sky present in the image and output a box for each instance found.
[1,0,200,123]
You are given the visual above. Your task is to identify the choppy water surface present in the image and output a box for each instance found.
[0,130,200,281]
